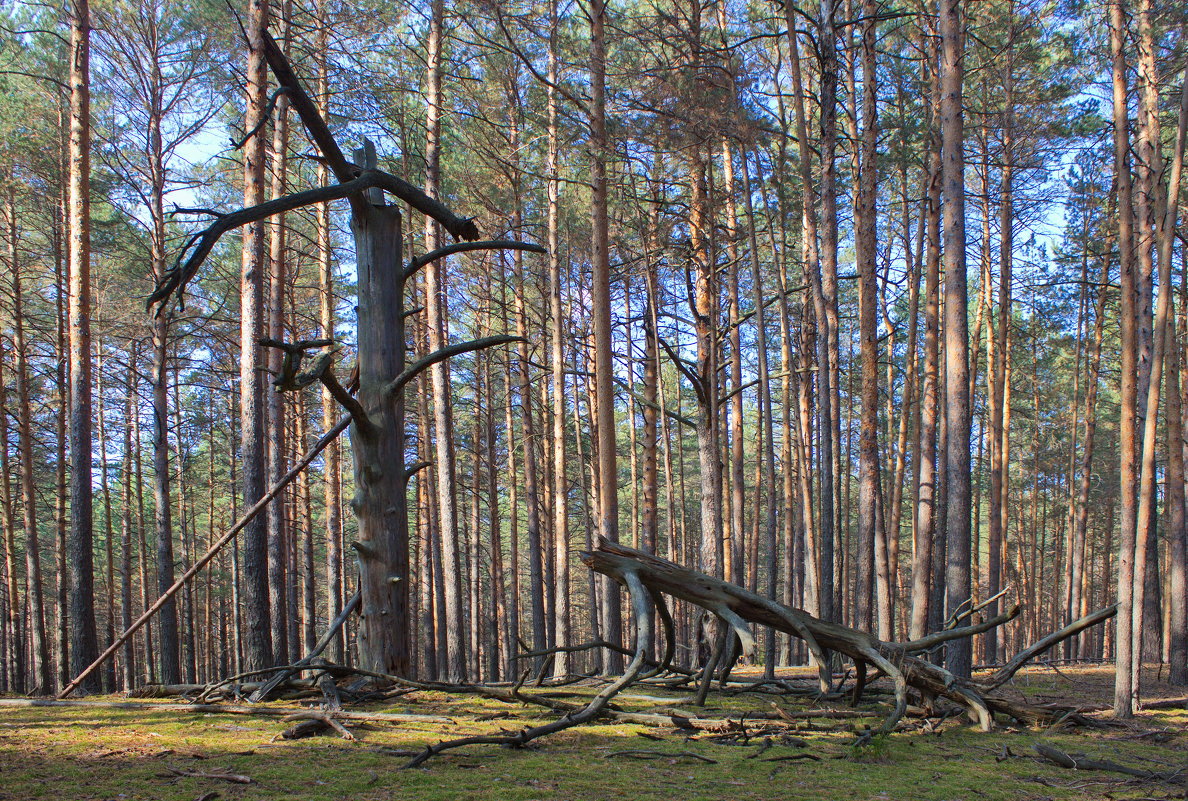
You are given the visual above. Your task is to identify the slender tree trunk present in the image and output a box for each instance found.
[1110,0,1140,719]
[817,0,840,627]
[1170,241,1188,686]
[312,0,343,666]
[67,0,99,692]
[1131,53,1188,701]
[546,0,570,675]
[10,197,48,693]
[55,110,70,691]
[911,31,942,642]
[782,5,831,636]
[120,349,136,689]
[509,175,546,672]
[855,0,885,639]
[740,151,779,674]
[939,0,972,679]
[1069,215,1111,660]
[240,0,274,673]
[422,0,465,682]
[0,330,14,694]
[95,346,115,692]
[265,0,292,665]
[589,0,623,670]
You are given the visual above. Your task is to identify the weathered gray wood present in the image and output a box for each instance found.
[583,540,1115,733]
[350,141,411,677]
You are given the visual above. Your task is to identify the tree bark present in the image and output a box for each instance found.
[9,194,48,693]
[1110,0,1140,719]
[350,150,411,677]
[67,0,99,693]
[265,0,292,666]
[239,0,274,673]
[589,0,623,671]
[855,0,884,639]
[911,28,942,642]
[423,0,465,682]
[939,0,972,679]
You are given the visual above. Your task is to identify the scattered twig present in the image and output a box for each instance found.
[164,766,252,784]
[761,753,821,762]
[604,749,717,764]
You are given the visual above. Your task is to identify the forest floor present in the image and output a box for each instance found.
[0,664,1185,801]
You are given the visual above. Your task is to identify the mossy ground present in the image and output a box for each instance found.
[1,665,1184,801]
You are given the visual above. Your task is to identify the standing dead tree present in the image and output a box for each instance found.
[60,22,541,694]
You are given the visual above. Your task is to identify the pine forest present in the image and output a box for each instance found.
[1,0,1187,797]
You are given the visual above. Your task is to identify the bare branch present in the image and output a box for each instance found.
[900,605,1020,653]
[406,240,546,280]
[230,86,293,149]
[259,28,480,241]
[386,335,525,397]
[978,605,1118,691]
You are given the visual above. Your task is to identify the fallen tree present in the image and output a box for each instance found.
[402,540,1116,767]
[585,540,1116,733]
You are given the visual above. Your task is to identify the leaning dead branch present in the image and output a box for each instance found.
[981,604,1119,691]
[58,416,351,698]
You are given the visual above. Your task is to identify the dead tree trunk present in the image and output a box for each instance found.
[119,25,530,692]
[348,144,411,676]
[585,540,1114,733]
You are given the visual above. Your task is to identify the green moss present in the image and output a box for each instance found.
[1,671,1183,801]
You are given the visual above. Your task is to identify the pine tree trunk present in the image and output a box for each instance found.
[855,0,884,639]
[546,3,570,674]
[120,351,136,689]
[10,189,48,693]
[0,330,13,695]
[265,1,292,666]
[782,10,829,635]
[939,0,972,679]
[1110,0,1140,719]
[240,0,274,673]
[589,0,623,671]
[422,0,465,682]
[95,346,115,692]
[67,0,99,693]
[910,30,942,641]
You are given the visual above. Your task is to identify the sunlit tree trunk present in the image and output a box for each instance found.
[1110,0,1140,719]
[939,0,972,679]
[239,0,274,673]
[67,0,99,692]
[588,0,623,670]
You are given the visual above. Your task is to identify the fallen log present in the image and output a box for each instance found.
[582,539,1116,735]
[1033,742,1183,782]
[397,541,1116,767]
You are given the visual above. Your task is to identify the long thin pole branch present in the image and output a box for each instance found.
[58,415,351,698]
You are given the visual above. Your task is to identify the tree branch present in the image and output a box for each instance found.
[406,240,546,280]
[386,335,525,397]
